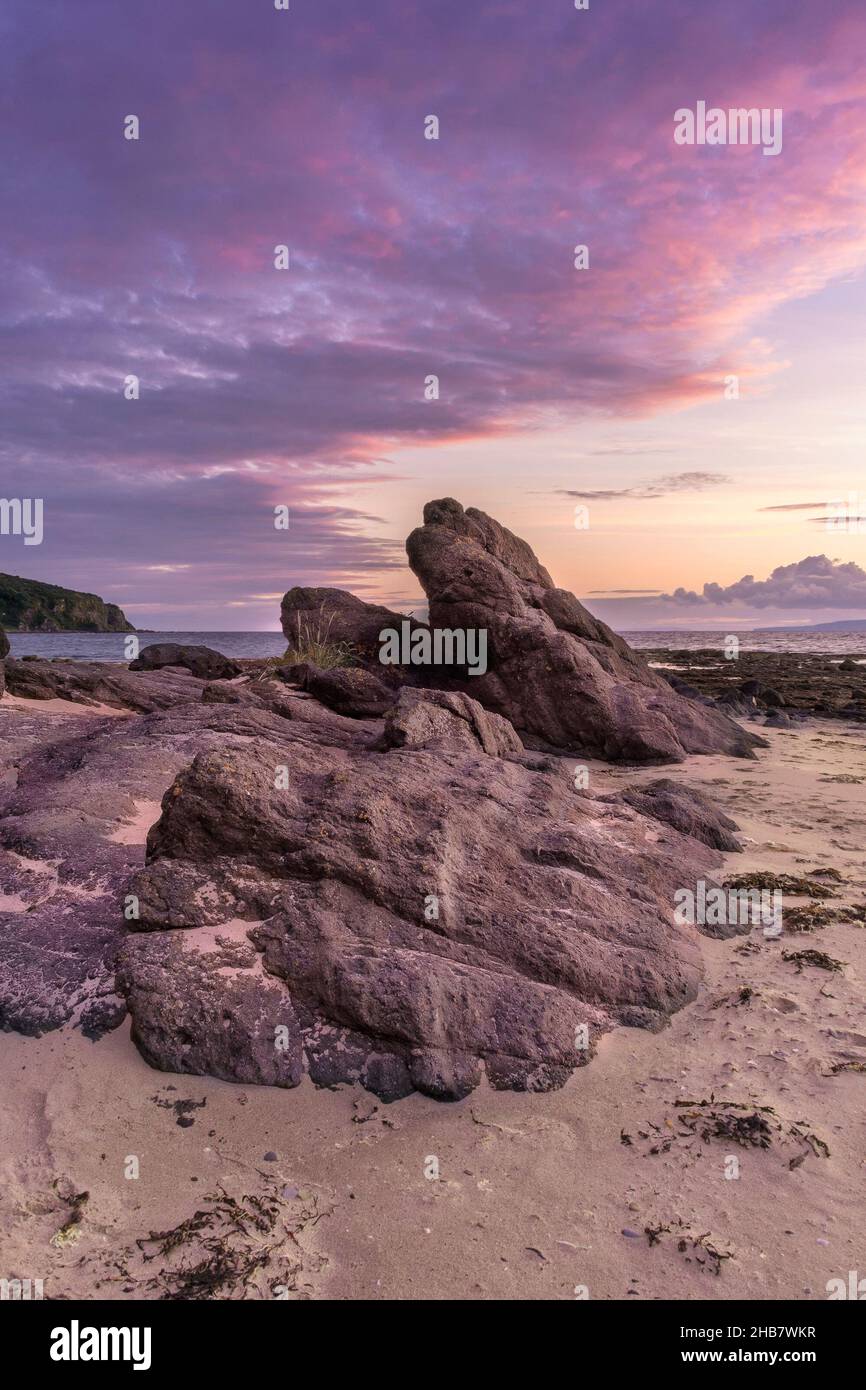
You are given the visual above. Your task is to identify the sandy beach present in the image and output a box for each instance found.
[2,708,863,1302]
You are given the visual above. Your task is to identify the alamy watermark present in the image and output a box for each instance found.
[827,1271,866,1300]
[825,492,866,535]
[675,880,782,936]
[674,102,783,157]
[0,498,43,545]
[1,1277,43,1300]
[50,1321,151,1370]
[379,621,487,676]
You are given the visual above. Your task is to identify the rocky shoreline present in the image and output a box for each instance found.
[0,499,763,1103]
[649,648,866,724]
[1,503,864,1299]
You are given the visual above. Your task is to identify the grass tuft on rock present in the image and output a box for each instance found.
[282,608,356,670]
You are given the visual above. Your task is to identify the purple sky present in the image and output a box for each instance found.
[2,1,866,629]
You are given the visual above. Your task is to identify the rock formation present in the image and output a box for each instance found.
[129,643,241,681]
[406,498,763,763]
[278,662,394,718]
[4,657,205,712]
[382,686,524,758]
[281,587,419,667]
[0,682,378,1038]
[115,685,741,1101]
[0,502,764,1103]
[614,778,743,853]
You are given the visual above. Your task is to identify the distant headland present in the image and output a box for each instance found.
[0,572,135,632]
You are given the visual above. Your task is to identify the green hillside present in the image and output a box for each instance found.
[0,573,135,632]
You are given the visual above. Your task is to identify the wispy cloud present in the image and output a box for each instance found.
[759,501,830,511]
[559,472,730,501]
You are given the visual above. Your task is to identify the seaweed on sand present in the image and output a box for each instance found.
[782,948,845,972]
[133,1183,329,1300]
[664,1096,830,1162]
[724,872,838,900]
[643,1219,733,1276]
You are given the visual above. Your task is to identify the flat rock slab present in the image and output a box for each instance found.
[4,658,206,712]
[0,693,365,1037]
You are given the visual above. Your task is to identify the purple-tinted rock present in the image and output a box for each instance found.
[3,657,204,712]
[406,498,764,764]
[118,688,740,1101]
[616,778,742,853]
[116,928,304,1088]
[279,662,394,718]
[280,587,422,667]
[383,686,523,757]
[130,643,240,681]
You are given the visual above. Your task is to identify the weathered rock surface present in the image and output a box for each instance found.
[0,698,365,1036]
[116,924,304,1088]
[201,675,306,722]
[281,587,419,667]
[3,657,206,712]
[279,662,395,718]
[202,679,381,748]
[116,687,741,1101]
[130,643,241,681]
[615,778,742,854]
[405,498,763,764]
[0,624,7,698]
[383,686,524,757]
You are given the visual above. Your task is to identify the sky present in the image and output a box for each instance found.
[2,0,866,631]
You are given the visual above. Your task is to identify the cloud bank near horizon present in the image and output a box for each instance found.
[660,555,866,610]
[585,554,866,631]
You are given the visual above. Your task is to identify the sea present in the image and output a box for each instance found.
[4,628,866,662]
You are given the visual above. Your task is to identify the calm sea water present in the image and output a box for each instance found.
[4,628,866,663]
[4,631,289,662]
[624,630,866,656]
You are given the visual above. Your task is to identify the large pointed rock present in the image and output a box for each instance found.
[406,498,764,763]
